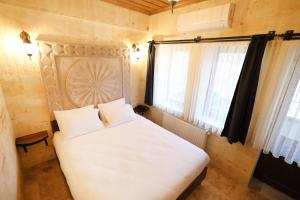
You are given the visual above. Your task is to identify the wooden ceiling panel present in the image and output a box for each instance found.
[101,0,207,15]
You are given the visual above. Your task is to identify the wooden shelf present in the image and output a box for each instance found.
[16,131,48,152]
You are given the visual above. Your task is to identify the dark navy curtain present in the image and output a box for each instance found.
[144,41,156,106]
[221,35,269,144]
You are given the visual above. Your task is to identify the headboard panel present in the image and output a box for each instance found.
[38,41,130,120]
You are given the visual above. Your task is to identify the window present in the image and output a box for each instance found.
[153,43,249,134]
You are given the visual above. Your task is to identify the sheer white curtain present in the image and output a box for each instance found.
[251,41,300,166]
[185,44,248,133]
[153,42,249,134]
[153,44,190,117]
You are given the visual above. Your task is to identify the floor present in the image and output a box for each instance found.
[23,159,292,200]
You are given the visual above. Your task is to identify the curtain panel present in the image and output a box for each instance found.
[221,36,269,144]
[144,41,156,106]
[250,41,300,166]
[153,42,249,134]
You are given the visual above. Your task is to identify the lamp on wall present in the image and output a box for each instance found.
[168,0,179,14]
[19,30,35,59]
[132,43,141,60]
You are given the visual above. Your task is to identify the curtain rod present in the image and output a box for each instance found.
[279,30,300,40]
[149,30,300,45]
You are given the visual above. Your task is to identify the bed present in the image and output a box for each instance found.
[53,115,209,200]
[38,40,209,200]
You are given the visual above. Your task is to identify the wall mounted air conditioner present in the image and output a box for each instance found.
[177,3,235,33]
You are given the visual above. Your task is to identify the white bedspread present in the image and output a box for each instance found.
[53,116,209,200]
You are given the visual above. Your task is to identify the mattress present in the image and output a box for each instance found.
[53,116,210,200]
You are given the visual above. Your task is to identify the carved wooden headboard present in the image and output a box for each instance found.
[38,41,130,120]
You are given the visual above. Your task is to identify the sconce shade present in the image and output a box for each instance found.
[20,30,34,58]
[23,43,34,57]
[20,31,31,43]
[132,43,141,60]
[135,48,141,60]
[132,43,137,50]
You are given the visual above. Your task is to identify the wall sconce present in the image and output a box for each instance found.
[132,43,141,60]
[20,30,35,59]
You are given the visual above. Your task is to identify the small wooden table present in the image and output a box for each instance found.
[134,105,149,116]
[16,131,48,152]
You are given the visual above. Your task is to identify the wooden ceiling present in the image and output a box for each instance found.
[101,0,206,15]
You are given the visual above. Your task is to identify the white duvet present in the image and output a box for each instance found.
[53,116,209,200]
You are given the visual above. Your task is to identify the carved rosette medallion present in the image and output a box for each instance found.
[66,59,122,107]
[38,41,130,119]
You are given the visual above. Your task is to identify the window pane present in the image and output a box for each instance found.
[166,51,189,113]
[193,44,248,133]
[287,79,300,119]
[202,52,246,129]
[153,46,190,116]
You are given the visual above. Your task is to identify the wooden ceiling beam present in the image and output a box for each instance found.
[101,0,208,15]
[128,0,163,9]
[154,0,170,6]
[101,0,151,14]
[177,0,206,7]
[150,0,207,15]
[143,0,169,7]
[109,0,154,11]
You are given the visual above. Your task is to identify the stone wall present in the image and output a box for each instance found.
[0,85,22,199]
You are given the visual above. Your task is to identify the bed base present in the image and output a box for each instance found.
[177,167,207,200]
[51,120,59,133]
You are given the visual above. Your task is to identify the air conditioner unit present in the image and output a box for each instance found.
[177,3,235,33]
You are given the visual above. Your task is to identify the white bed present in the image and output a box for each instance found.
[53,115,209,200]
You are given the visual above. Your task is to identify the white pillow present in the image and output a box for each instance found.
[98,98,125,122]
[54,107,104,139]
[100,104,137,127]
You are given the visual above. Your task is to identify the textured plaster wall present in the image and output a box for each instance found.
[1,0,300,187]
[0,0,149,32]
[0,1,150,168]
[148,0,300,185]
[0,85,22,200]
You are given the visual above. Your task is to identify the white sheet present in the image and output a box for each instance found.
[53,116,209,200]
